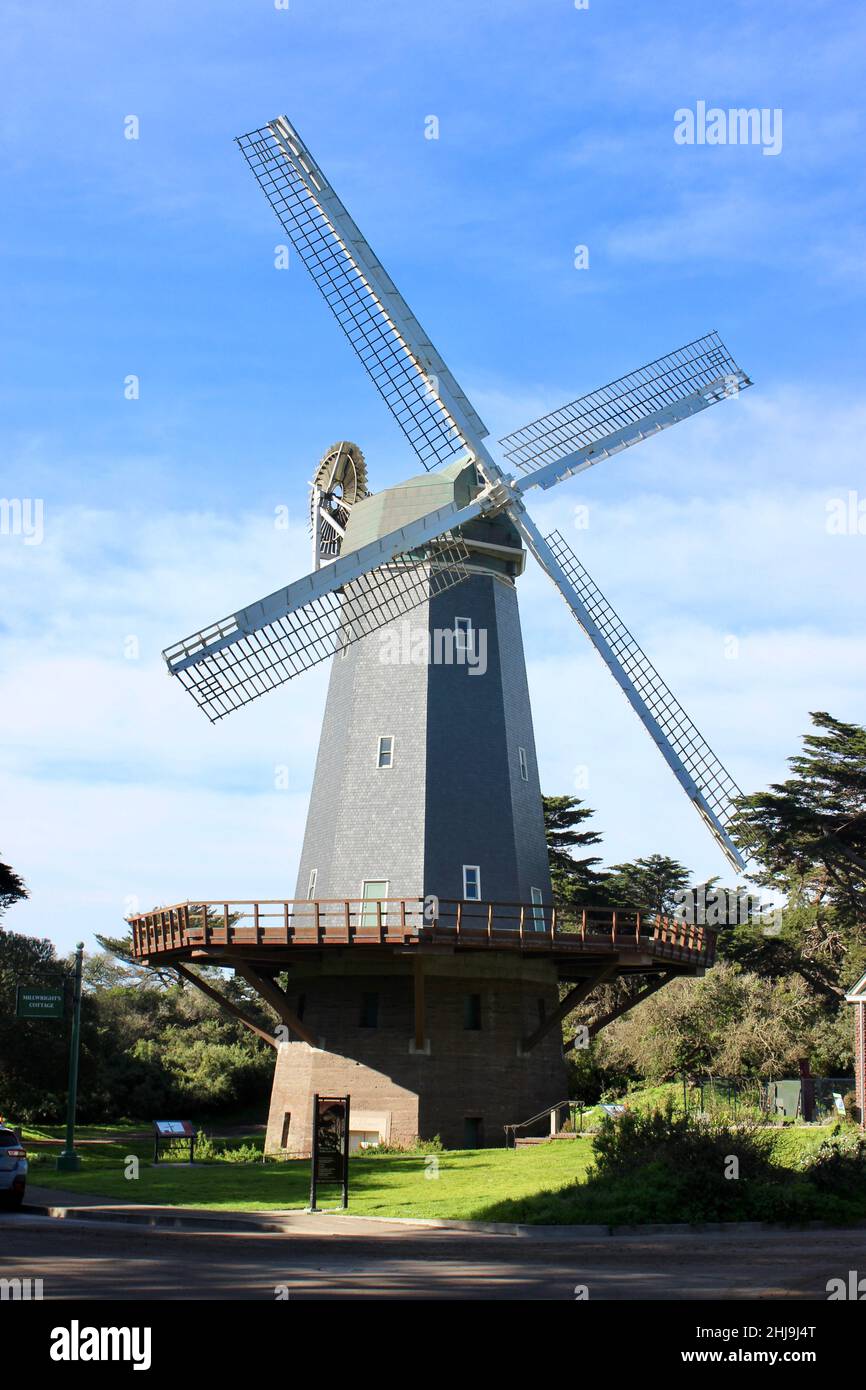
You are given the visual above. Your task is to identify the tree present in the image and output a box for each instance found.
[604,854,692,920]
[0,854,28,926]
[0,932,72,1119]
[94,932,179,988]
[730,710,866,985]
[543,796,606,906]
[594,962,829,1081]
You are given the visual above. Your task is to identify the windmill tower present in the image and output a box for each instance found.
[141,116,754,1153]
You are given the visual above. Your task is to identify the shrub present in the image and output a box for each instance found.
[586,1103,786,1223]
[357,1134,444,1156]
[800,1132,866,1194]
[216,1141,263,1164]
[184,1132,263,1163]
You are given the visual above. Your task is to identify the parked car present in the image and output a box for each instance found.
[0,1127,28,1209]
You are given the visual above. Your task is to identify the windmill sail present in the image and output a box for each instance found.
[165,534,472,722]
[164,115,754,873]
[236,118,488,471]
[163,489,484,720]
[514,519,745,870]
[504,333,751,494]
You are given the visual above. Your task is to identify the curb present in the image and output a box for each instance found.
[20,1203,294,1234]
[18,1201,866,1241]
[321,1213,866,1239]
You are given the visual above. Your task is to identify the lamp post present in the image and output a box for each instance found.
[56,942,84,1173]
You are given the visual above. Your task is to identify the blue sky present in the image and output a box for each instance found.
[2,0,864,953]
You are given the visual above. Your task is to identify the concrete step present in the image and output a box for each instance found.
[514,1133,581,1147]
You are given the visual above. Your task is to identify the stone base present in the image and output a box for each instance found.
[263,953,568,1153]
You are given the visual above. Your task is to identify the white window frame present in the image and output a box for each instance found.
[463,865,481,901]
[376,734,395,769]
[454,616,473,654]
[518,746,529,781]
[530,885,545,931]
[307,869,317,900]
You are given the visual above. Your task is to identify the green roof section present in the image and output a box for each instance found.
[342,459,479,551]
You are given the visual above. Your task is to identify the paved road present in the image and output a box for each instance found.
[2,1213,864,1300]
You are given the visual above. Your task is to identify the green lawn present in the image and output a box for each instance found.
[22,1122,850,1222]
[25,1134,593,1219]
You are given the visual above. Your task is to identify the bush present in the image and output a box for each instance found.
[190,1132,263,1163]
[587,1103,780,1223]
[800,1132,866,1194]
[481,1104,866,1226]
[357,1134,444,1156]
[215,1141,263,1164]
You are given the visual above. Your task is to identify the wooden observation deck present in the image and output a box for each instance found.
[129,897,715,978]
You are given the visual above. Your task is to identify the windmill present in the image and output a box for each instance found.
[148,116,753,1152]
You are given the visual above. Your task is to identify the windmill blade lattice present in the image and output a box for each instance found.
[165,538,472,722]
[540,528,744,868]
[236,118,487,471]
[502,333,749,487]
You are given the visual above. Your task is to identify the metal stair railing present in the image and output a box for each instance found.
[503,1098,584,1148]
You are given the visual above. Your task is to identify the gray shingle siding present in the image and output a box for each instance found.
[294,562,550,911]
[294,601,429,902]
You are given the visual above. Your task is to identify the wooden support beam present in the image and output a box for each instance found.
[413,955,426,1049]
[563,971,676,1054]
[520,960,618,1054]
[174,961,277,1049]
[232,961,319,1048]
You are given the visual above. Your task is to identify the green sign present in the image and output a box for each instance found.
[16,986,65,1019]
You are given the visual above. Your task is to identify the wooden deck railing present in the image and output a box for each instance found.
[128,898,716,966]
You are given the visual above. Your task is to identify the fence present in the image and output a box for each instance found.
[681,1075,856,1122]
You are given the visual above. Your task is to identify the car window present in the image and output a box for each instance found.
[0,1130,19,1147]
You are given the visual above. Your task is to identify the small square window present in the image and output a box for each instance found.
[360,992,379,1028]
[518,746,529,781]
[464,993,482,1030]
[377,735,394,769]
[463,865,481,901]
[307,869,317,900]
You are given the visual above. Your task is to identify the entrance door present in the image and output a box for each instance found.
[360,880,389,928]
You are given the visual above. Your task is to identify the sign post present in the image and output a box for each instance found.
[309,1093,350,1211]
[56,943,84,1174]
[152,1120,197,1164]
